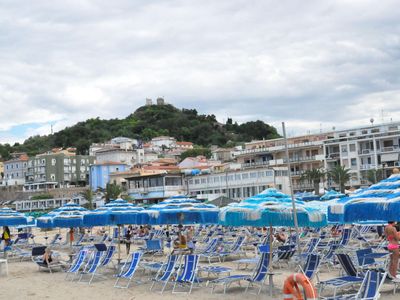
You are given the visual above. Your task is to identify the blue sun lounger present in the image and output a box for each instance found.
[114,252,143,288]
[172,255,200,294]
[150,254,179,293]
[78,250,104,284]
[65,249,89,280]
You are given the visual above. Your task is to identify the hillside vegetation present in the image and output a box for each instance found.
[0,104,280,159]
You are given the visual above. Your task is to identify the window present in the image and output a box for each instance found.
[52,159,56,166]
[201,178,206,184]
[266,171,273,177]
[242,173,249,179]
[250,172,257,178]
[213,177,219,183]
[235,174,241,180]
[194,179,200,184]
[349,144,356,152]
[351,158,357,166]
[341,145,347,153]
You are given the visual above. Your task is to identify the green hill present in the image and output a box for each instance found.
[0,104,280,158]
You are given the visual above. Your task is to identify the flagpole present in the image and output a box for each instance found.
[282,122,301,254]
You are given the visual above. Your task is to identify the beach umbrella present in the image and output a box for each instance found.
[0,207,28,226]
[321,190,346,201]
[83,198,143,226]
[343,172,400,223]
[219,188,327,228]
[295,192,320,201]
[137,196,219,225]
[36,201,87,228]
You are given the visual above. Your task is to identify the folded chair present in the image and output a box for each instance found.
[78,250,104,284]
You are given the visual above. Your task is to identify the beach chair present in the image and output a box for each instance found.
[299,253,321,282]
[275,244,296,268]
[338,228,352,248]
[48,233,61,247]
[31,246,64,273]
[197,238,220,263]
[150,254,179,293]
[172,254,200,294]
[321,270,387,300]
[140,239,163,255]
[210,251,271,294]
[219,235,246,261]
[114,252,143,288]
[78,250,104,284]
[355,248,388,271]
[99,245,116,269]
[320,243,340,271]
[318,253,364,297]
[65,249,89,280]
[296,238,320,263]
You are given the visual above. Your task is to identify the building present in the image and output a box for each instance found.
[323,121,400,187]
[14,196,86,212]
[176,141,194,150]
[211,147,235,162]
[187,166,289,201]
[89,162,128,191]
[126,171,185,204]
[3,153,29,186]
[0,161,4,184]
[235,134,327,192]
[150,136,177,150]
[89,137,139,156]
[95,148,145,166]
[25,149,95,190]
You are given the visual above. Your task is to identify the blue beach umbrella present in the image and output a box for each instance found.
[0,207,28,226]
[36,201,87,228]
[139,196,219,225]
[219,188,327,228]
[321,190,346,201]
[295,191,320,201]
[342,173,400,223]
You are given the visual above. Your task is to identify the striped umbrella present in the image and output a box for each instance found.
[0,207,28,226]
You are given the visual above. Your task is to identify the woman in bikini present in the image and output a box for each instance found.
[385,221,400,279]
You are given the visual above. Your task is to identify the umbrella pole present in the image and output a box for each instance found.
[117,225,121,270]
[282,122,301,255]
[268,224,274,296]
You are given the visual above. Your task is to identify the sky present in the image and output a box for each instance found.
[1,0,400,144]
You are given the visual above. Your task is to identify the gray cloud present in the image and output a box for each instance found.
[1,0,400,143]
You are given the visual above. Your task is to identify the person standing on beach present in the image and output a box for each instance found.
[125,226,132,255]
[1,226,11,247]
[385,221,400,280]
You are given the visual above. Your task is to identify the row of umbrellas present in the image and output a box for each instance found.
[2,173,400,229]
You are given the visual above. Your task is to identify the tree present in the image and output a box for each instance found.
[366,169,383,184]
[328,165,351,193]
[105,183,122,203]
[81,188,94,210]
[300,168,325,195]
[180,148,211,161]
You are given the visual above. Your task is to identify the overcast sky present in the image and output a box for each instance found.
[1,0,400,143]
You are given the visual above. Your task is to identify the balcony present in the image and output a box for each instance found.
[326,153,340,160]
[379,145,399,153]
[358,149,373,155]
[241,161,269,169]
[359,164,377,170]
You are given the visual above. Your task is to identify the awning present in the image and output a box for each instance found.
[381,153,399,162]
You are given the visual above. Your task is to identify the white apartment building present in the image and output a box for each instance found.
[324,121,400,187]
[187,166,290,201]
[3,154,29,186]
[235,134,327,192]
[95,148,146,166]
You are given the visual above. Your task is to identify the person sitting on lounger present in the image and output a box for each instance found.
[172,230,188,254]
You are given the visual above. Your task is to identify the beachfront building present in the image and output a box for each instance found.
[24,149,94,190]
[324,121,400,187]
[125,171,185,204]
[14,196,86,212]
[150,136,177,151]
[89,162,128,191]
[235,134,328,192]
[187,166,290,201]
[3,153,29,186]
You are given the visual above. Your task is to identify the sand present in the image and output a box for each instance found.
[0,228,398,300]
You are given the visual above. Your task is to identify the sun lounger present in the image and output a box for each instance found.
[114,252,143,288]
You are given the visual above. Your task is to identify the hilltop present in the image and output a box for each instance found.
[0,104,280,158]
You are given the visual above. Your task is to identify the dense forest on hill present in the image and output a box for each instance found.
[0,104,280,159]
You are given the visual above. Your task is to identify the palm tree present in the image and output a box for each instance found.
[300,168,325,195]
[80,188,94,210]
[105,183,122,203]
[328,165,351,193]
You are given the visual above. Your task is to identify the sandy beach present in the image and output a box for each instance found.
[0,228,398,300]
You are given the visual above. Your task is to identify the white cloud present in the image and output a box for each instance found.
[0,0,400,142]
